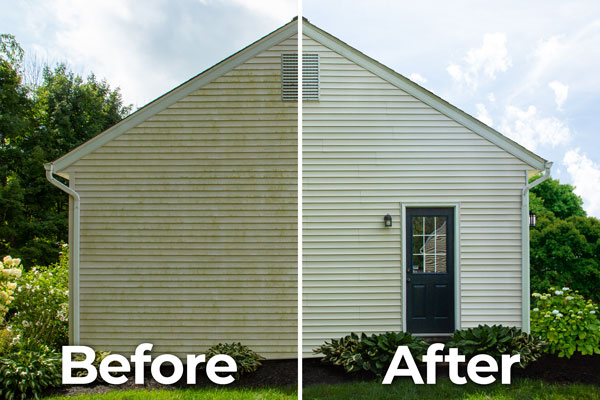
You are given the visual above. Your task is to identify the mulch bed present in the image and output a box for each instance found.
[303,354,600,387]
[46,359,298,397]
[45,354,600,396]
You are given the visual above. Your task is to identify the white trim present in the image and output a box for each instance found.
[521,164,552,332]
[45,164,80,345]
[51,19,299,172]
[302,21,547,171]
[401,202,461,334]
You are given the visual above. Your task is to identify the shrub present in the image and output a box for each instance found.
[315,332,428,377]
[205,342,264,378]
[0,327,14,355]
[0,256,22,320]
[0,340,61,400]
[9,247,68,350]
[72,349,111,381]
[531,287,600,358]
[447,324,545,367]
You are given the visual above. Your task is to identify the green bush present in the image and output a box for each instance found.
[0,327,15,356]
[447,324,545,367]
[531,287,600,358]
[0,340,61,400]
[8,247,68,350]
[205,342,264,378]
[315,332,428,377]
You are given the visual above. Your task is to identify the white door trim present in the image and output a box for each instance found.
[401,202,461,333]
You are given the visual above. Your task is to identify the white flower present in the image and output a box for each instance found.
[557,313,563,318]
[591,311,597,315]
[562,287,570,291]
[578,311,584,314]
[11,258,20,267]
[552,309,559,314]
[555,290,563,295]
[533,308,539,312]
[2,256,12,264]
[565,296,574,300]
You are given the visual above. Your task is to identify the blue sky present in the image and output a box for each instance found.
[2,0,599,216]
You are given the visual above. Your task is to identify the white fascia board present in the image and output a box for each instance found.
[52,19,299,173]
[302,21,547,171]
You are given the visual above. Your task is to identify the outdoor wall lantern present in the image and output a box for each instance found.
[529,211,536,227]
[384,214,392,227]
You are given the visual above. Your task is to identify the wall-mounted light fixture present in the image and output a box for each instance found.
[529,211,536,227]
[384,214,392,227]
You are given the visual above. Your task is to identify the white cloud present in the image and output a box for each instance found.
[500,105,570,151]
[409,72,427,84]
[446,32,512,89]
[229,0,296,20]
[475,103,493,127]
[487,92,496,103]
[548,80,569,110]
[563,148,600,217]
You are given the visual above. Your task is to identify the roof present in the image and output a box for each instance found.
[50,17,549,175]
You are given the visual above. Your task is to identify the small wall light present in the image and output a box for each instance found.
[384,214,392,227]
[529,211,536,227]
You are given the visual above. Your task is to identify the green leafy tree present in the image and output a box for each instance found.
[1,35,131,267]
[530,177,600,301]
[0,35,32,259]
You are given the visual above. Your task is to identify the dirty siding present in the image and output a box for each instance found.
[63,35,298,359]
[302,34,529,356]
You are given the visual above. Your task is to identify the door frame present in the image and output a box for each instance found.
[401,202,461,335]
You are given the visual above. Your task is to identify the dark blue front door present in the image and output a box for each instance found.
[406,207,454,333]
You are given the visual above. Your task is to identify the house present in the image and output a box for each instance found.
[45,18,300,360]
[300,19,550,357]
[45,17,551,361]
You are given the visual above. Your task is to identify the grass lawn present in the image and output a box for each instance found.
[303,378,600,400]
[45,387,297,400]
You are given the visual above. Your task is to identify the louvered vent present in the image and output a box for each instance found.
[281,53,319,101]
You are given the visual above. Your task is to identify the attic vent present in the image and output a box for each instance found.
[281,53,320,101]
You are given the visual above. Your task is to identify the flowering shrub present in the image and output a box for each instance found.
[531,287,600,358]
[1,256,22,320]
[9,248,69,350]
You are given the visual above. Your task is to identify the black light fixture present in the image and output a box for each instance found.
[529,211,536,227]
[384,214,392,227]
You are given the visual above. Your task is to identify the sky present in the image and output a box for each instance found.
[1,0,599,217]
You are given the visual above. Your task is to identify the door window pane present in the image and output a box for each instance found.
[411,215,448,274]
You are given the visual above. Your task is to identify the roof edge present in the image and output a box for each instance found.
[52,17,299,172]
[302,20,548,171]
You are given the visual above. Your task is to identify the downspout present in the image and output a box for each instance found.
[521,161,552,333]
[44,163,80,345]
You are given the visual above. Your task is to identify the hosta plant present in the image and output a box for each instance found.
[314,331,428,377]
[205,342,264,378]
[0,340,61,400]
[447,324,546,368]
[531,287,600,358]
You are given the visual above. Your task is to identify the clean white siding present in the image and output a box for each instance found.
[302,35,528,356]
[66,35,298,359]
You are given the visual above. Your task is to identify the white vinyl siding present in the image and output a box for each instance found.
[65,35,298,360]
[302,35,528,356]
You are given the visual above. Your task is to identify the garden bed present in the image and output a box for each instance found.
[45,358,298,397]
[303,354,600,387]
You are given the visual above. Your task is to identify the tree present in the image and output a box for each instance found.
[530,176,600,302]
[0,35,131,267]
[0,35,31,261]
